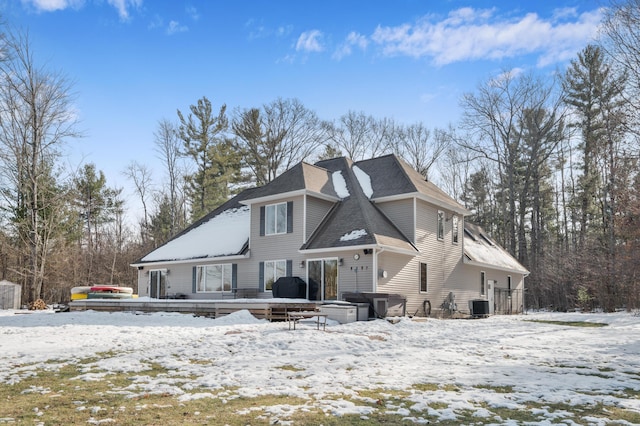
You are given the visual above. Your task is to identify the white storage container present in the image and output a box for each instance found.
[320,304,357,324]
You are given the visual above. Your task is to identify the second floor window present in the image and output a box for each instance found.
[452,215,459,244]
[437,210,445,240]
[266,202,287,235]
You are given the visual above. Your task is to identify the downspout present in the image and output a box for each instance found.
[373,247,386,293]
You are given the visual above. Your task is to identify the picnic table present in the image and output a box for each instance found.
[287,311,328,331]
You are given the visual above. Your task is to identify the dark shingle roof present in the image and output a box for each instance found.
[241,162,340,202]
[355,154,469,213]
[301,157,417,253]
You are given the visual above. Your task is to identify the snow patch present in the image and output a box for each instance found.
[353,165,373,198]
[332,171,350,198]
[340,229,367,241]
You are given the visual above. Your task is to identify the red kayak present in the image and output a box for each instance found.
[89,286,133,294]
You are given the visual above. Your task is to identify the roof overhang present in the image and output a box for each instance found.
[300,244,418,257]
[373,193,471,216]
[463,256,530,276]
[240,189,339,205]
[131,252,251,269]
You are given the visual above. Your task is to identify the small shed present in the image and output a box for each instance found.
[0,280,21,310]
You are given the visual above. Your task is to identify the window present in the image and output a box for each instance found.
[196,264,232,292]
[265,202,287,235]
[480,271,486,296]
[452,215,459,244]
[264,260,286,291]
[437,210,445,240]
[419,262,428,292]
[507,275,512,291]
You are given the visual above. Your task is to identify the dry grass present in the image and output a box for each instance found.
[1,363,639,425]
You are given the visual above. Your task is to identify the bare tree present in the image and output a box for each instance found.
[122,161,153,244]
[326,111,396,161]
[232,98,327,185]
[459,69,565,257]
[396,123,450,179]
[153,118,186,236]
[601,0,640,123]
[0,30,80,303]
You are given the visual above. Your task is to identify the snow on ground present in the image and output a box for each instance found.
[1,308,640,422]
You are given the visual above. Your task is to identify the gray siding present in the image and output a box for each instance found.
[248,195,306,293]
[305,196,335,242]
[377,198,415,242]
[385,199,465,315]
[377,251,418,302]
[336,251,374,297]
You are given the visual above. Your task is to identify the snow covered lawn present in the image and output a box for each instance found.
[1,309,640,424]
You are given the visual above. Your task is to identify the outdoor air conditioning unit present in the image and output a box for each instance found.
[470,299,490,318]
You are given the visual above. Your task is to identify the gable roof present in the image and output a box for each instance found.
[300,157,418,254]
[463,222,529,275]
[132,188,260,265]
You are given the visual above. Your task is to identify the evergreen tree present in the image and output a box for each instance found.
[563,44,629,311]
[178,97,243,220]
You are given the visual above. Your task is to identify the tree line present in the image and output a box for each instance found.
[1,1,639,311]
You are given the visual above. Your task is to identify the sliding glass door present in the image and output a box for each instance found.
[308,258,338,301]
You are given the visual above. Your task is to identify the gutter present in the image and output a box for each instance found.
[463,258,530,277]
[130,252,251,269]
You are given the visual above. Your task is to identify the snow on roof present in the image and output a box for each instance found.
[141,206,250,262]
[331,171,349,199]
[353,165,373,198]
[464,226,528,274]
[339,229,367,242]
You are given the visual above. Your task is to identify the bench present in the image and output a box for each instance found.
[287,311,328,331]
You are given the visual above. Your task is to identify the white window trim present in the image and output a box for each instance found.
[265,202,287,236]
[452,215,459,244]
[264,259,287,291]
[196,264,233,293]
[437,210,445,241]
[480,271,486,296]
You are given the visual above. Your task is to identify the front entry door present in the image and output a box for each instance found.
[308,259,338,301]
[150,270,166,298]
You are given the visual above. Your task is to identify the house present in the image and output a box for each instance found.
[131,154,528,316]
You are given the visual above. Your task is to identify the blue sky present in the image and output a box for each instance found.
[4,0,603,219]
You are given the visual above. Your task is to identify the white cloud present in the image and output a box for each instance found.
[186,5,199,21]
[107,0,142,21]
[296,30,324,52]
[22,0,84,12]
[370,7,603,67]
[167,20,188,35]
[333,31,369,60]
[23,0,143,21]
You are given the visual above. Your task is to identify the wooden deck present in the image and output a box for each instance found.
[69,298,319,321]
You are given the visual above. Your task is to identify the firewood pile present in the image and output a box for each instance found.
[29,299,47,310]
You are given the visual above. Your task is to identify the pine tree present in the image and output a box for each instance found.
[178,97,243,221]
